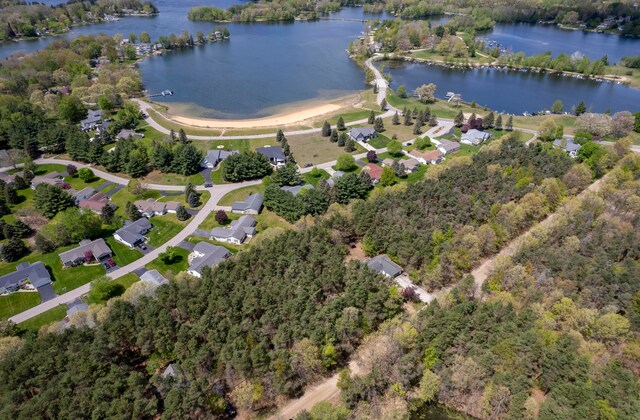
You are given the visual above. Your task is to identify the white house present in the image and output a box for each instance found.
[210,215,256,245]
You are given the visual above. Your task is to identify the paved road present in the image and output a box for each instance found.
[8,178,262,324]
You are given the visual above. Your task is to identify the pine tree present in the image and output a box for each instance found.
[392,111,400,125]
[402,106,408,117]
[345,138,356,152]
[321,121,331,137]
[169,129,176,140]
[338,133,347,147]
[368,111,375,124]
[454,110,464,127]
[413,118,422,135]
[176,204,190,221]
[276,129,285,145]
[125,201,142,221]
[380,98,387,111]
[575,100,587,116]
[423,107,431,124]
[184,182,196,202]
[0,199,9,217]
[495,114,503,130]
[484,112,495,129]
[4,183,18,205]
[412,107,418,118]
[101,204,115,224]
[417,110,424,126]
[188,191,201,208]
[467,113,476,125]
[374,117,384,132]
[330,129,339,143]
[404,110,413,126]
[429,115,438,127]
[506,115,513,131]
[337,117,346,131]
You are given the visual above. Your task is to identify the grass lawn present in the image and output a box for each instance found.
[145,109,223,137]
[141,170,205,186]
[376,151,409,161]
[157,191,210,211]
[312,109,378,128]
[191,138,275,154]
[302,169,330,186]
[287,132,366,166]
[405,164,429,183]
[3,186,34,223]
[105,237,143,266]
[256,209,292,233]
[210,168,229,185]
[110,188,161,217]
[145,246,190,276]
[368,135,392,149]
[113,273,140,289]
[33,163,67,176]
[218,184,265,206]
[0,292,40,319]
[147,214,187,247]
[18,305,66,330]
[199,211,240,231]
[63,174,105,190]
[100,183,119,195]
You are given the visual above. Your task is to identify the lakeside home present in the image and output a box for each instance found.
[256,146,286,167]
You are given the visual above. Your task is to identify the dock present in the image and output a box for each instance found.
[147,90,174,98]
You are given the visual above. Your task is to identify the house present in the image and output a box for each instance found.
[437,140,461,155]
[363,163,383,183]
[461,129,491,146]
[201,149,239,169]
[114,218,153,248]
[116,129,144,140]
[403,158,421,173]
[382,158,395,167]
[369,41,382,53]
[74,187,96,205]
[210,215,256,245]
[281,184,314,196]
[80,109,103,132]
[165,202,181,214]
[162,363,182,378]
[96,120,111,136]
[31,172,64,189]
[367,255,402,278]
[349,127,377,142]
[187,242,231,278]
[410,149,444,165]
[135,199,168,217]
[79,192,115,214]
[326,171,345,188]
[59,238,112,267]
[0,262,52,294]
[256,146,286,166]
[231,193,263,215]
[553,138,581,158]
[140,269,169,286]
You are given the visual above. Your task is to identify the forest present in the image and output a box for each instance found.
[0,0,157,40]
[321,154,640,419]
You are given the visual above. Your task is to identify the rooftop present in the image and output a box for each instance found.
[232,192,264,213]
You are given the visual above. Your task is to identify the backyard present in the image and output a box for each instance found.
[147,214,188,247]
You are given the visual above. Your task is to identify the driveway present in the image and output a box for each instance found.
[393,274,434,303]
[177,241,195,252]
[37,284,57,302]
[104,184,123,197]
[132,267,148,277]
[192,228,210,238]
[137,243,155,255]
[95,181,113,192]
[200,168,212,185]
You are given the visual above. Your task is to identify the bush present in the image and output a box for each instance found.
[335,154,357,172]
[78,168,95,182]
[215,210,228,225]
[88,278,125,304]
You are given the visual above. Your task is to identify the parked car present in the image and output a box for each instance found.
[204,183,213,188]
[103,262,110,269]
[139,244,147,250]
[108,259,116,267]
[304,163,313,168]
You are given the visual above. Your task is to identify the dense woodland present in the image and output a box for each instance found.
[0,0,157,40]
[0,228,402,417]
[323,155,640,419]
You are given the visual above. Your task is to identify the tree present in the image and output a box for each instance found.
[58,96,86,123]
[392,161,407,178]
[396,85,407,98]
[414,136,431,150]
[34,233,55,253]
[575,100,587,116]
[495,114,503,130]
[366,150,377,163]
[404,110,413,126]
[172,144,203,175]
[506,115,513,131]
[13,176,27,191]
[126,150,149,178]
[380,98,387,111]
[34,184,75,219]
[413,118,422,135]
[415,83,436,103]
[66,164,78,176]
[344,138,356,153]
[77,168,95,182]
[330,129,339,143]
[428,115,438,127]
[178,129,188,144]
[634,112,640,133]
[551,99,564,114]
[380,166,396,186]
[335,154,357,172]
[270,162,301,187]
[611,111,635,138]
[0,199,9,218]
[125,201,142,221]
[321,121,331,137]
[454,110,464,127]
[0,238,28,262]
[368,111,375,124]
[140,31,151,43]
[321,343,337,369]
[4,183,18,205]
[538,119,561,141]
[220,152,273,182]
[484,112,495,128]
[417,368,440,403]
[88,278,125,304]
[575,113,613,137]
[337,117,346,131]
[338,133,347,147]
[100,204,115,224]
[159,246,178,264]
[188,192,201,208]
[276,129,285,144]
[374,117,384,132]
[215,210,228,225]
[392,111,400,125]
[386,140,403,157]
[176,204,190,221]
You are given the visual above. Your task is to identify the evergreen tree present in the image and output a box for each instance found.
[368,111,375,124]
[495,114,503,130]
[423,107,431,124]
[344,138,356,152]
[13,176,27,190]
[404,110,413,126]
[125,201,142,221]
[484,112,495,128]
[169,129,176,140]
[126,150,148,178]
[0,199,9,217]
[338,133,347,147]
[176,204,190,221]
[413,118,422,135]
[101,204,115,224]
[392,111,400,125]
[276,129,285,145]
[33,184,75,219]
[467,113,477,125]
[412,107,418,118]
[178,129,188,144]
[575,100,587,116]
[402,106,408,117]
[330,129,339,143]
[429,115,438,127]
[4,183,18,205]
[374,117,384,132]
[270,162,301,187]
[454,110,464,127]
[321,121,331,137]
[0,238,28,262]
[506,115,513,131]
[380,98,387,111]
[188,191,201,208]
[337,117,346,131]
[184,182,196,202]
[172,143,203,175]
[417,110,424,126]
[87,141,104,164]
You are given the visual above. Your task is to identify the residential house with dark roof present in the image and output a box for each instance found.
[80,109,103,132]
[187,242,231,278]
[437,139,461,155]
[201,149,239,169]
[349,127,377,142]
[367,255,402,278]
[0,262,52,294]
[231,193,263,215]
[114,218,153,248]
[59,238,112,267]
[210,215,256,245]
[256,146,286,166]
[553,138,581,158]
[461,129,491,146]
[116,129,144,140]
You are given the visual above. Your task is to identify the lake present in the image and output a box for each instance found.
[1,1,639,117]
[384,61,639,114]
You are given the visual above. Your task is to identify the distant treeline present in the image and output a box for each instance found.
[188,0,342,22]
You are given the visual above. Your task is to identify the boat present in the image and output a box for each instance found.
[161,90,174,96]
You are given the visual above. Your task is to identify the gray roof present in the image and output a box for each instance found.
[333,171,345,179]
[281,184,314,196]
[461,129,491,144]
[140,269,169,286]
[117,129,141,139]
[202,149,239,166]
[367,255,402,278]
[438,139,460,153]
[211,215,256,242]
[0,261,51,291]
[403,158,420,170]
[189,242,231,275]
[162,363,181,378]
[80,109,102,126]
[67,298,89,316]
[553,138,581,153]
[59,238,112,265]
[349,127,376,138]
[231,192,263,213]
[116,218,153,245]
[256,146,286,161]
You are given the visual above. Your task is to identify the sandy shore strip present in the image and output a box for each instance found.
[169,103,344,129]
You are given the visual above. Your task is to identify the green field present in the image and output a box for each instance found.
[287,132,366,166]
[18,305,66,330]
[147,215,187,247]
[218,184,265,206]
[145,246,190,276]
[302,169,330,186]
[105,237,143,266]
[368,135,392,149]
[0,292,40,319]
